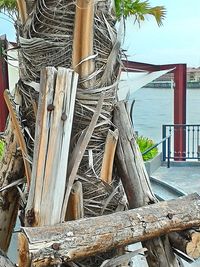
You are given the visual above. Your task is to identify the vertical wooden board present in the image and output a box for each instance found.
[40,68,67,225]
[51,69,79,224]
[27,67,57,226]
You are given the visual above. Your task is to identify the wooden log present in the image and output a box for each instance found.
[100,129,119,184]
[113,101,180,267]
[20,194,200,266]
[169,230,200,259]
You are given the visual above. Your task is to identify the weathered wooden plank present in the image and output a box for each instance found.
[25,67,78,226]
[21,193,200,266]
[26,67,57,226]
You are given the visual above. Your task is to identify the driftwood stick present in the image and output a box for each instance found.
[114,101,180,267]
[100,129,119,184]
[20,194,200,266]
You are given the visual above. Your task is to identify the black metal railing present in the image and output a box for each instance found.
[162,124,200,161]
[142,135,171,168]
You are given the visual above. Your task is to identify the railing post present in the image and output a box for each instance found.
[167,135,171,168]
[174,64,187,161]
[162,125,166,161]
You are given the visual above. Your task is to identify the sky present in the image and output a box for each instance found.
[0,0,200,67]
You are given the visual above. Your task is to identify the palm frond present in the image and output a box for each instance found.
[114,0,166,26]
[0,0,16,12]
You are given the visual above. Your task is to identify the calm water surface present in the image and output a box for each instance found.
[131,87,200,147]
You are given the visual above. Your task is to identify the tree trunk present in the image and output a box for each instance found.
[113,101,180,267]
[19,193,200,266]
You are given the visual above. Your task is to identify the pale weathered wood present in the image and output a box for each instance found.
[66,181,84,221]
[26,67,78,226]
[100,129,119,184]
[21,194,200,266]
[114,101,180,267]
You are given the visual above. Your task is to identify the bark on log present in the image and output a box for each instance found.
[20,193,200,266]
[113,101,180,267]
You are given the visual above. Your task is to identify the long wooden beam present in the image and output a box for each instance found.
[19,193,200,266]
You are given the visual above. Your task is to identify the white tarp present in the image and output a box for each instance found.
[7,43,19,94]
[118,68,175,101]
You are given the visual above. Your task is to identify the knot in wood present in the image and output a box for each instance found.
[61,113,67,121]
[47,104,55,111]
[52,243,60,250]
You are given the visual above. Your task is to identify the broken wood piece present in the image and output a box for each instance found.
[66,181,84,221]
[100,129,119,184]
[169,230,200,260]
[20,193,200,266]
[25,67,78,226]
[4,90,31,190]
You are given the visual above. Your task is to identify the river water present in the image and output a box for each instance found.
[131,87,200,149]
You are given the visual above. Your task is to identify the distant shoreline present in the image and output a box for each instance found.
[143,81,200,89]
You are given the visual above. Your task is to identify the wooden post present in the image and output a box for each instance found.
[114,101,180,267]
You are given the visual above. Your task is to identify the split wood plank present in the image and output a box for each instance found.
[21,193,200,266]
[25,67,78,226]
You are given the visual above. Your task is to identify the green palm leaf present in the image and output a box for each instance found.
[114,0,166,26]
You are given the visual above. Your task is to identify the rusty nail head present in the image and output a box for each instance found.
[47,104,55,111]
[52,243,60,250]
[61,113,67,121]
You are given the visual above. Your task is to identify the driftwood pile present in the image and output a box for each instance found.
[1,0,200,265]
[0,67,198,267]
